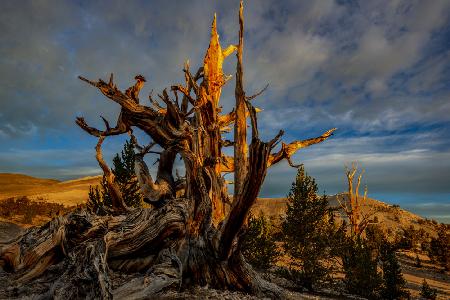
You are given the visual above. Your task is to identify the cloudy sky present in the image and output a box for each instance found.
[1,0,449,222]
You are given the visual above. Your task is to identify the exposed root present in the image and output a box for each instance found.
[0,199,284,299]
[0,200,189,299]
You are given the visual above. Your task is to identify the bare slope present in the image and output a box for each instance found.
[0,173,101,206]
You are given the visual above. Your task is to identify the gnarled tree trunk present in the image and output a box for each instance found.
[0,1,335,299]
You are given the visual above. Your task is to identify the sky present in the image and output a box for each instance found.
[0,0,449,222]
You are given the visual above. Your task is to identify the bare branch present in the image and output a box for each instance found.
[130,133,175,206]
[222,45,238,58]
[171,85,197,107]
[268,128,337,167]
[125,75,146,104]
[148,90,167,114]
[95,136,128,212]
[78,75,148,114]
[76,116,128,138]
[129,133,157,156]
[218,107,262,128]
[100,116,111,131]
[245,100,259,139]
[246,83,269,101]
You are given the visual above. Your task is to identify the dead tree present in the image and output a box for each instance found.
[337,162,376,237]
[0,2,335,299]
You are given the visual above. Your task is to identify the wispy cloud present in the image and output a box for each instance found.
[0,0,449,221]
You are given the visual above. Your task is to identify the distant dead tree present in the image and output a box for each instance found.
[337,162,377,237]
[0,2,335,299]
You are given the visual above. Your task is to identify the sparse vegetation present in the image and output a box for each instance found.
[428,224,450,271]
[241,164,446,298]
[0,196,72,225]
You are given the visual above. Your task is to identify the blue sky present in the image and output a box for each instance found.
[0,0,449,222]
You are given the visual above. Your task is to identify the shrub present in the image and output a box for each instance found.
[281,166,339,291]
[420,279,437,300]
[241,213,278,270]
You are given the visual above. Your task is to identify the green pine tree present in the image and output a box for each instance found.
[241,213,279,270]
[281,166,338,291]
[380,243,410,299]
[87,139,142,213]
[112,140,142,208]
[341,236,382,299]
[420,279,437,300]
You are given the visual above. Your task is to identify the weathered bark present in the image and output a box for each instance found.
[95,135,128,213]
[1,1,335,298]
[0,201,189,299]
[234,2,248,197]
[131,134,177,206]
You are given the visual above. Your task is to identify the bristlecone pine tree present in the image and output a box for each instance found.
[87,139,142,214]
[0,2,335,299]
[281,166,338,291]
